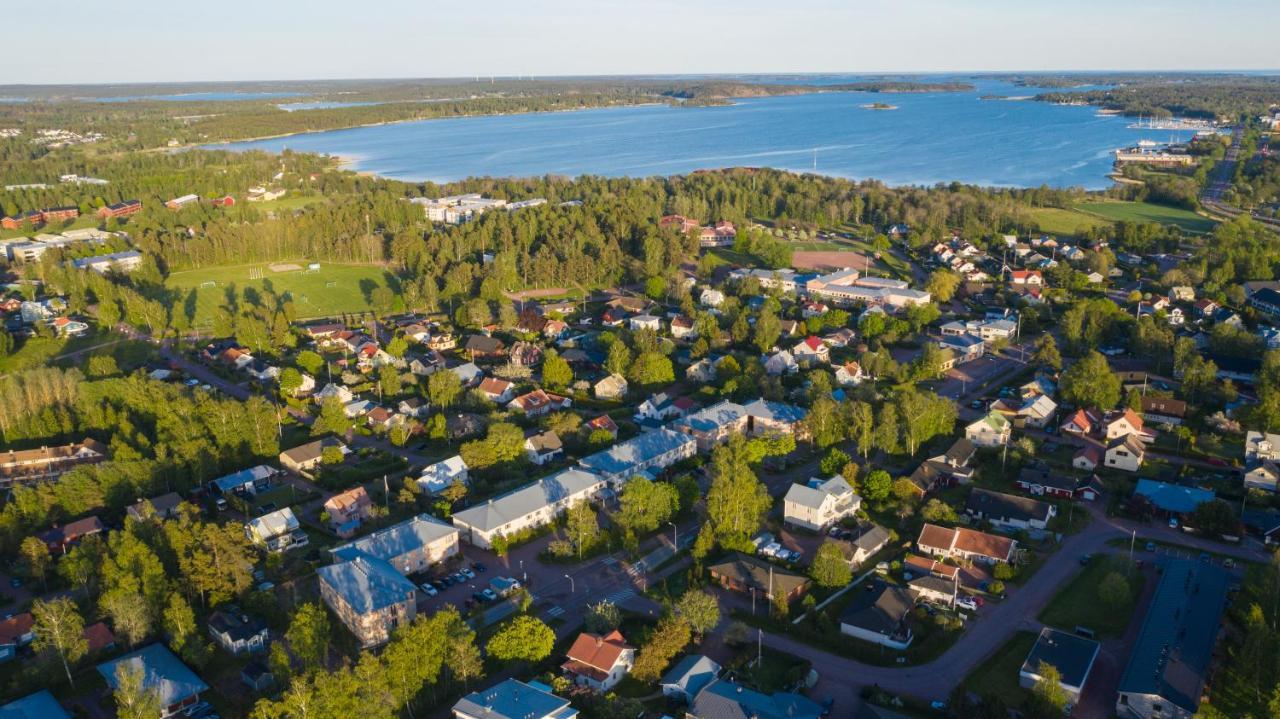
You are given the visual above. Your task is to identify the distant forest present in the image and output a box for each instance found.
[1029,75,1280,120]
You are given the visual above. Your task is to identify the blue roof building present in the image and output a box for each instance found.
[743,398,808,426]
[331,513,459,574]
[453,678,578,719]
[577,428,696,485]
[208,464,277,495]
[690,679,823,719]
[97,644,208,717]
[660,654,721,703]
[0,690,71,719]
[1116,560,1229,718]
[317,555,418,647]
[1134,479,1215,515]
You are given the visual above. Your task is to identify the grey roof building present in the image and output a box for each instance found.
[839,581,915,649]
[1116,560,1229,719]
[317,555,417,615]
[1020,627,1100,701]
[97,644,208,716]
[688,679,823,719]
[332,513,459,569]
[453,678,577,719]
[964,487,1055,529]
[660,654,721,703]
[577,428,696,484]
[452,468,606,549]
[0,690,71,719]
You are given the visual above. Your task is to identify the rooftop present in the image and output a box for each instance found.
[453,468,605,533]
[332,513,458,564]
[1021,627,1100,690]
[96,644,208,708]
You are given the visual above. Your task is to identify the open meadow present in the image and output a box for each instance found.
[165,262,402,323]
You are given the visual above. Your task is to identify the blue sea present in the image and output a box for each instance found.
[211,78,1198,189]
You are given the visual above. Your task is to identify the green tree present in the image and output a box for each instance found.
[113,663,162,719]
[617,477,680,534]
[921,498,958,524]
[541,348,572,390]
[628,351,675,387]
[584,600,622,634]
[278,367,304,397]
[385,336,409,358]
[706,436,772,548]
[863,469,892,502]
[820,448,851,476]
[486,616,555,663]
[428,368,463,408]
[810,541,853,587]
[754,307,782,353]
[313,395,351,436]
[924,269,962,302]
[32,596,88,688]
[296,350,325,376]
[674,591,721,637]
[20,535,50,591]
[605,341,632,377]
[1033,335,1062,370]
[1060,351,1121,410]
[1097,571,1130,608]
[378,364,402,398]
[1029,661,1069,717]
[163,593,199,661]
[285,603,331,671]
[631,616,691,681]
[564,501,600,557]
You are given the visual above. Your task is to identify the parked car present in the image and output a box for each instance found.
[1168,518,1179,529]
[460,567,476,579]
[956,596,979,611]
[472,562,487,573]
[420,583,438,597]
[480,588,498,602]
[1145,542,1156,552]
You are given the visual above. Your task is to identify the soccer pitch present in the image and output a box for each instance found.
[166,262,403,323]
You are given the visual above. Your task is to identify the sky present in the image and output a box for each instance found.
[4,0,1278,85]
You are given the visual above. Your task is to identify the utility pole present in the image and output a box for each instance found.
[383,474,389,512]
[1128,528,1136,566]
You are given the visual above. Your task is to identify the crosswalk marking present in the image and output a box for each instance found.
[546,605,565,618]
[603,588,636,604]
[600,557,618,567]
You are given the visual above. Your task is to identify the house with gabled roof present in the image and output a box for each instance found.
[1105,434,1145,472]
[0,690,71,718]
[97,644,209,718]
[838,581,914,650]
[478,377,515,404]
[524,430,564,465]
[562,630,635,691]
[1060,408,1102,437]
[792,336,830,365]
[452,678,577,719]
[965,411,1011,448]
[578,429,696,485]
[783,475,860,531]
[964,488,1056,531]
[508,389,571,417]
[452,468,606,549]
[318,554,418,648]
[764,349,799,376]
[688,678,823,719]
[670,400,748,452]
[917,523,1016,564]
[593,373,628,400]
[324,486,373,538]
[245,508,306,553]
[1020,628,1100,706]
[744,399,807,437]
[661,654,721,704]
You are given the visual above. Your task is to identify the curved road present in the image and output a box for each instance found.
[754,500,1265,711]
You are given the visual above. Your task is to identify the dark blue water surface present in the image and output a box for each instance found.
[212,78,1198,189]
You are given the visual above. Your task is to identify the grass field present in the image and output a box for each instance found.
[166,262,402,323]
[251,195,326,213]
[1037,555,1139,638]
[963,631,1037,709]
[1024,207,1110,237]
[1075,200,1217,234]
[0,215,98,241]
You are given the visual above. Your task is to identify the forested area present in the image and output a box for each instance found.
[0,371,280,551]
[1034,76,1280,120]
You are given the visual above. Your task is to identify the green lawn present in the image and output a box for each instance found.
[0,215,98,241]
[165,262,403,324]
[1075,200,1218,234]
[1037,555,1139,638]
[251,195,326,213]
[1024,207,1110,237]
[963,631,1037,709]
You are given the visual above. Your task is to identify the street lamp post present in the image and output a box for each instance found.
[564,573,575,593]
[669,522,678,550]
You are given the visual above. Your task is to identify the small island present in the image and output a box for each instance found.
[861,102,899,110]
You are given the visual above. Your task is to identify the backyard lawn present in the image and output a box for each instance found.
[962,630,1037,709]
[166,262,403,323]
[1037,555,1139,638]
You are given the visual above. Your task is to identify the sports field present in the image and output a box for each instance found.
[166,262,402,323]
[1024,206,1110,236]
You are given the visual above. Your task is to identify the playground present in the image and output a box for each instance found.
[166,262,402,323]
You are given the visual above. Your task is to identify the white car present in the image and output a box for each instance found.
[419,583,438,597]
[760,542,782,558]
[955,596,978,611]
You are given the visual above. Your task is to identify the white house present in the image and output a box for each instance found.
[699,289,725,308]
[1104,435,1145,472]
[835,361,865,386]
[418,456,469,494]
[964,488,1056,531]
[965,411,1012,448]
[594,374,629,400]
[792,336,831,365]
[562,630,635,692]
[783,475,861,531]
[628,314,661,332]
[764,350,799,376]
[452,468,606,549]
[524,430,564,466]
